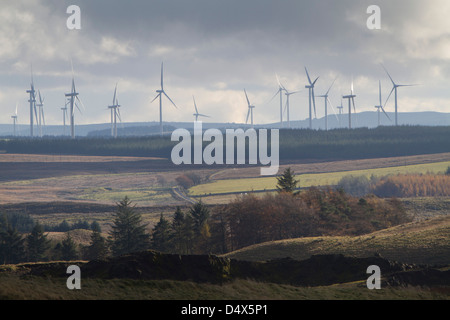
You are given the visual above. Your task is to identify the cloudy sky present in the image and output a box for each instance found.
[1,0,449,127]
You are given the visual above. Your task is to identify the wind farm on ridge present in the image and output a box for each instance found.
[5,61,427,139]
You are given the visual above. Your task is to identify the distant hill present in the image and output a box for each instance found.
[1,111,449,137]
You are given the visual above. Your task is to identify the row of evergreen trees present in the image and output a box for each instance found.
[0,196,212,264]
[2,126,449,161]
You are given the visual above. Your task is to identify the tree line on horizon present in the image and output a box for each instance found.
[0,126,449,161]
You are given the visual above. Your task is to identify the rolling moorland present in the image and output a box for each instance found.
[0,126,449,300]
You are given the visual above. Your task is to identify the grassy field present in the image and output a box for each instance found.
[189,161,450,196]
[1,274,449,300]
[221,215,450,266]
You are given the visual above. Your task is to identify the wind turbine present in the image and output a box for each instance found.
[151,62,177,136]
[244,89,255,127]
[305,67,319,129]
[375,80,391,126]
[342,81,357,129]
[192,96,210,122]
[36,90,45,137]
[317,78,338,131]
[11,103,18,136]
[283,88,300,128]
[382,64,415,126]
[269,74,286,127]
[26,66,37,137]
[108,83,121,138]
[65,60,84,139]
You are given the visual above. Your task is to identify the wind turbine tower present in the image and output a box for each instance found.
[337,99,344,127]
[11,103,18,136]
[151,62,177,136]
[342,82,356,129]
[244,89,255,128]
[26,68,37,137]
[61,102,68,136]
[284,88,300,128]
[375,80,391,126]
[270,75,286,127]
[382,64,415,126]
[36,90,45,137]
[318,78,338,131]
[305,67,319,129]
[108,84,121,138]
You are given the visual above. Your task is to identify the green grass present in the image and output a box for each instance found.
[189,161,450,196]
[76,187,173,204]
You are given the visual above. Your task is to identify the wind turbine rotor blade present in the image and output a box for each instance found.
[76,96,85,111]
[384,87,395,107]
[312,88,317,118]
[113,84,118,105]
[75,97,85,115]
[351,96,356,113]
[34,104,38,122]
[193,96,199,114]
[381,64,396,86]
[244,89,251,106]
[305,67,312,85]
[312,77,319,87]
[326,77,337,95]
[116,108,122,122]
[328,97,339,121]
[269,90,279,102]
[246,108,250,124]
[163,91,177,108]
[381,106,391,121]
[151,93,161,103]
[198,114,210,118]
[378,80,382,105]
[75,102,82,115]
[160,62,164,90]
[276,74,286,91]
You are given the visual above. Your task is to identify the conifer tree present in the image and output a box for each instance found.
[189,201,211,253]
[0,214,25,264]
[60,233,78,261]
[171,207,186,254]
[182,213,195,254]
[151,213,172,252]
[109,197,150,257]
[189,201,210,235]
[26,223,50,262]
[276,167,300,193]
[85,223,108,260]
